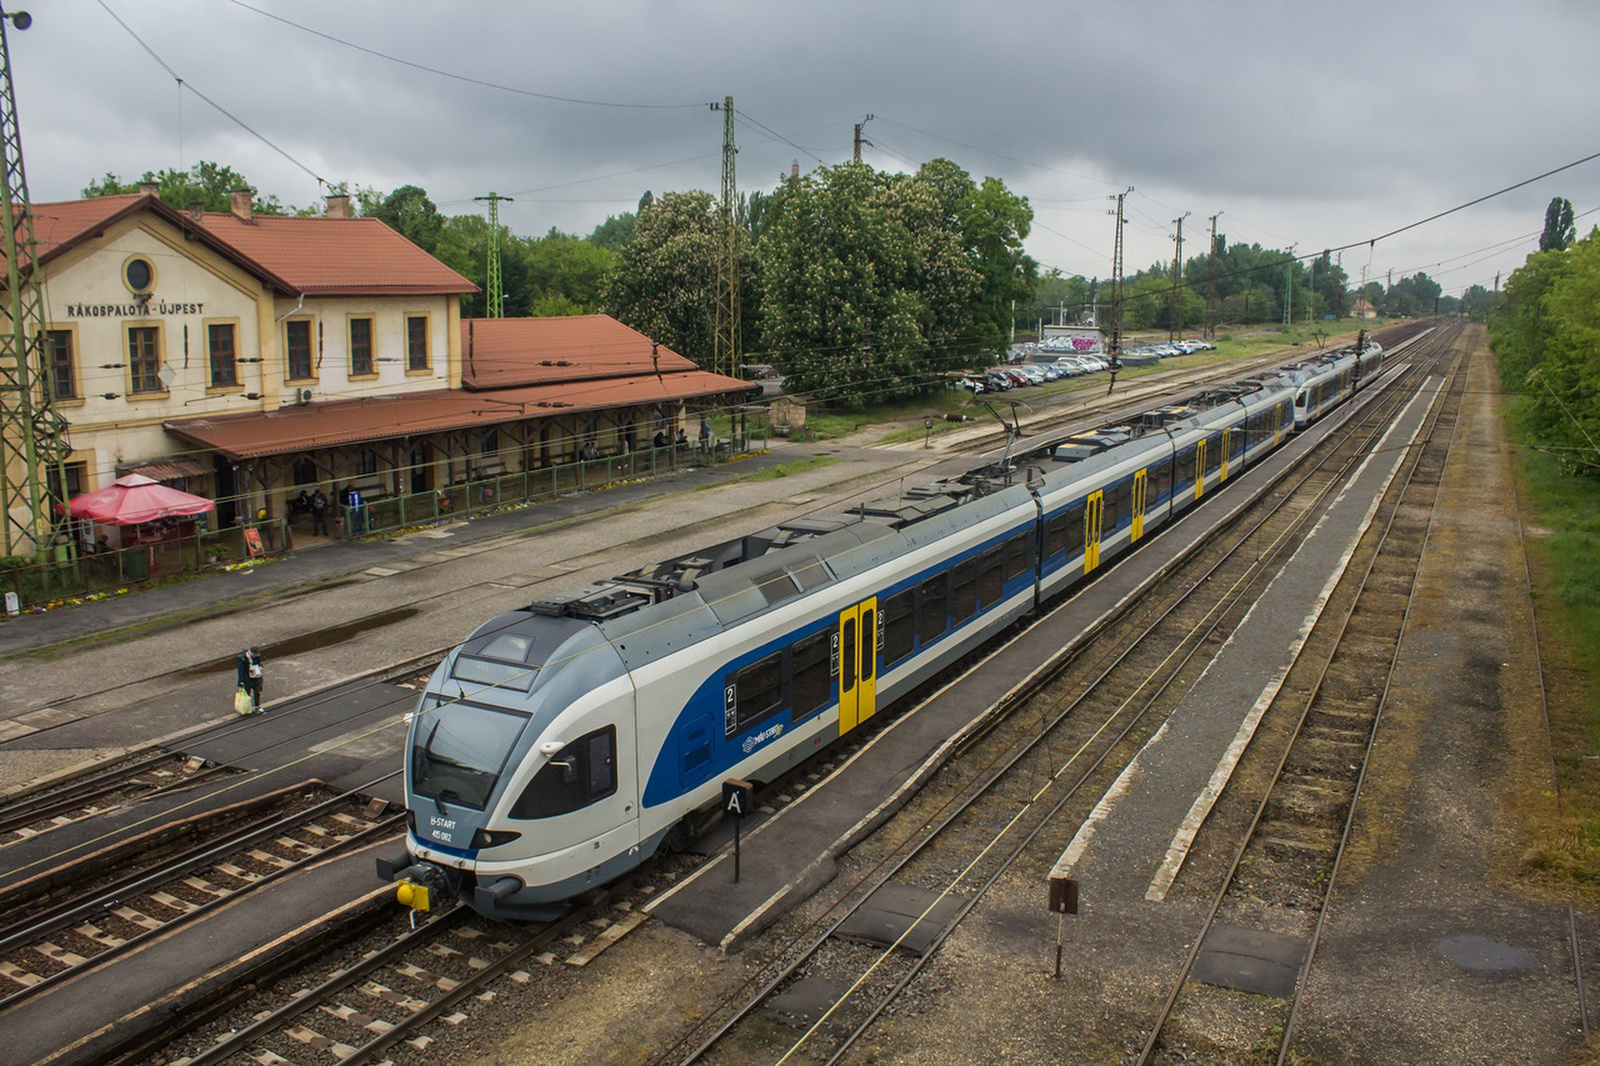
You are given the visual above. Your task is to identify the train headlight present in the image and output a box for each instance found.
[470,828,523,850]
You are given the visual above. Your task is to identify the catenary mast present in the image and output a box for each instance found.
[0,6,71,561]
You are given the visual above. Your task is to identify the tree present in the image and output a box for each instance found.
[1492,231,1600,473]
[81,161,290,214]
[602,190,756,367]
[365,185,444,254]
[758,163,962,406]
[588,212,637,252]
[1540,196,1576,252]
[520,229,615,315]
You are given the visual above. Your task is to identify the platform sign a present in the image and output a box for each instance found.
[722,778,755,883]
[722,778,754,817]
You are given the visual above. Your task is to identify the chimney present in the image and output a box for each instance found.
[324,193,351,219]
[791,160,800,178]
[138,181,160,198]
[229,187,254,222]
[187,201,205,222]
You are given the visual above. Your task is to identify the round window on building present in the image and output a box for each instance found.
[123,257,154,293]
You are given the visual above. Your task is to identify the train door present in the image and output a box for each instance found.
[1131,470,1148,543]
[1084,490,1104,573]
[1273,402,1285,447]
[837,598,878,736]
[1220,428,1231,482]
[1194,439,1207,501]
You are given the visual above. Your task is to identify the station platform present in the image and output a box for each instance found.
[645,365,1412,950]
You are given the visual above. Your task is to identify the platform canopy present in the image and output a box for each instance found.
[67,474,215,526]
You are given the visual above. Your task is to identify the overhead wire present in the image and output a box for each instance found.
[96,0,330,189]
[225,0,709,110]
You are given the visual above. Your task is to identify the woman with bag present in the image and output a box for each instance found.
[236,647,264,714]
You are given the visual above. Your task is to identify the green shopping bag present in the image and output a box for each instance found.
[234,687,255,716]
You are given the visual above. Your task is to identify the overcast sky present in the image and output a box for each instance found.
[14,0,1599,299]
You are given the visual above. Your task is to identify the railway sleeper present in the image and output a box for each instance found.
[1254,819,1340,858]
[1265,788,1351,825]
[1302,722,1373,747]
[1289,746,1368,779]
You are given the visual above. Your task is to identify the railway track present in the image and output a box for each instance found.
[0,750,235,845]
[153,873,667,1065]
[1134,327,1467,1063]
[0,776,402,1013]
[649,333,1445,1065]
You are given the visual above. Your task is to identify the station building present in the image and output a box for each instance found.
[15,187,749,532]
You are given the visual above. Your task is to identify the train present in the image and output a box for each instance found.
[377,336,1386,920]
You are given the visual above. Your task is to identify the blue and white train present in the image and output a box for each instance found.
[379,340,1384,919]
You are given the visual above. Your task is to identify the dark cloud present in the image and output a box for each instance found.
[15,0,1600,295]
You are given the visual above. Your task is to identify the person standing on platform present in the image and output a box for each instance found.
[237,646,265,713]
[310,487,328,536]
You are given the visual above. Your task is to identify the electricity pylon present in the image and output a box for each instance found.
[0,6,71,561]
[711,96,740,380]
[474,192,513,319]
[1107,188,1131,362]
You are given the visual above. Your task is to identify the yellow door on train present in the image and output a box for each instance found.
[1194,439,1207,501]
[1220,428,1231,481]
[1084,491,1104,573]
[837,598,878,736]
[1131,469,1148,542]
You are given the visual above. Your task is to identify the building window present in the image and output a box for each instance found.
[208,323,237,387]
[286,320,313,380]
[349,317,374,376]
[128,326,161,393]
[45,329,75,400]
[357,448,379,477]
[123,256,155,294]
[406,315,429,371]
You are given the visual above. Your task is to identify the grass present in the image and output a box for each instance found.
[727,455,840,482]
[1502,393,1600,896]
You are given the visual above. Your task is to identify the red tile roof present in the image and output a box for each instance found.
[27,194,143,270]
[198,213,476,296]
[462,315,698,389]
[15,193,474,296]
[165,370,752,460]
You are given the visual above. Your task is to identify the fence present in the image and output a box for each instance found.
[347,440,726,538]
[0,436,746,615]
[0,518,290,614]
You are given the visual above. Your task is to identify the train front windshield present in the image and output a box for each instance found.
[410,698,530,810]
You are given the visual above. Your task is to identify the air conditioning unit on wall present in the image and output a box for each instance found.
[296,387,314,405]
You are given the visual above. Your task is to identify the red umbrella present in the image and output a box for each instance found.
[68,474,215,526]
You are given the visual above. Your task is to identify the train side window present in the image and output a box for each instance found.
[917,572,949,644]
[729,651,784,735]
[1106,482,1129,529]
[790,629,831,719]
[1175,447,1195,490]
[979,547,1005,605]
[1044,513,1069,559]
[1004,533,1032,581]
[1205,436,1222,474]
[1064,502,1085,556]
[950,559,979,624]
[882,588,916,665]
[1151,460,1171,504]
[510,725,617,819]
